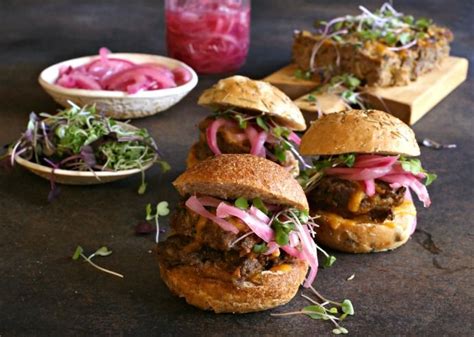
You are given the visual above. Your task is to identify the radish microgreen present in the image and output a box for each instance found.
[8,102,169,199]
[72,246,123,278]
[145,201,170,242]
[234,197,249,210]
[272,286,354,335]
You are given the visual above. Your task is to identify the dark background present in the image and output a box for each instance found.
[1,1,473,336]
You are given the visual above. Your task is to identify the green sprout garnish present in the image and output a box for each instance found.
[252,243,268,254]
[294,69,312,80]
[146,201,170,243]
[235,197,249,210]
[72,245,123,278]
[8,102,170,199]
[323,255,337,268]
[272,286,354,335]
[310,73,365,112]
[256,116,270,132]
[252,197,268,214]
[399,157,437,186]
[298,154,355,192]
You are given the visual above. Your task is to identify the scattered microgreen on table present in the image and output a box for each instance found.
[72,246,123,278]
[145,201,170,242]
[272,286,354,335]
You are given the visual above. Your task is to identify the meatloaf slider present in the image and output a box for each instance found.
[158,154,322,313]
[188,75,307,176]
[299,109,436,253]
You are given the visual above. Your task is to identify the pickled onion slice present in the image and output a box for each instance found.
[55,47,191,92]
[249,205,270,223]
[324,154,431,207]
[206,118,237,155]
[245,126,267,157]
[184,195,320,287]
[104,65,177,92]
[288,132,301,146]
[216,202,274,242]
[185,196,239,234]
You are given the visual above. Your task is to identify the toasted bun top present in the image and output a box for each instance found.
[173,154,308,210]
[300,109,420,156]
[198,75,307,131]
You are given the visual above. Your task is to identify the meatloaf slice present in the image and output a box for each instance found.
[292,26,452,87]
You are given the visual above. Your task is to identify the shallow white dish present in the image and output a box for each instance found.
[38,53,198,119]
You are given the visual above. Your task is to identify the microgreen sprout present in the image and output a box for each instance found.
[72,245,123,278]
[7,103,169,199]
[298,154,356,192]
[252,197,268,214]
[294,69,312,80]
[310,73,366,113]
[145,201,170,242]
[310,3,437,72]
[271,286,354,335]
[399,157,437,186]
[234,197,249,210]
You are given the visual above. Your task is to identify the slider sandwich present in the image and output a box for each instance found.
[299,109,436,253]
[188,75,307,176]
[157,154,323,313]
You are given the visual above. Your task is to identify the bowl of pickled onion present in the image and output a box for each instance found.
[39,49,198,119]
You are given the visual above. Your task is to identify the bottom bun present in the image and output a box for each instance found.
[314,200,417,253]
[159,260,308,313]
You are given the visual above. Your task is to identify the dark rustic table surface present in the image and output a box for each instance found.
[1,1,473,336]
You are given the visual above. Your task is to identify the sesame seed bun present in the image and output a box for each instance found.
[158,259,308,313]
[300,109,420,157]
[174,154,308,211]
[198,75,307,131]
[313,199,417,253]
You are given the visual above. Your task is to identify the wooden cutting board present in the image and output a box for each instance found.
[263,57,469,125]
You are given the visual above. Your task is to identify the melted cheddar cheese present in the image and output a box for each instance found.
[270,264,292,273]
[348,184,366,213]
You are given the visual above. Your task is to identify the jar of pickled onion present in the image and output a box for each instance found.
[165,0,251,74]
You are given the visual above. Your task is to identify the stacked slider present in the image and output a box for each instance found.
[188,75,307,176]
[157,154,322,313]
[299,109,435,253]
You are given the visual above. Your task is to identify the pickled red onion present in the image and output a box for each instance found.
[249,205,270,223]
[404,190,417,234]
[297,224,319,287]
[324,154,431,207]
[379,174,431,207]
[216,202,274,242]
[246,127,267,157]
[326,166,393,180]
[206,118,237,155]
[185,195,320,286]
[363,179,376,196]
[55,47,191,93]
[185,196,239,234]
[289,231,300,247]
[353,154,398,168]
[288,132,302,146]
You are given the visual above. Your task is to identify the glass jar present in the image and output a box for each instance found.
[165,0,251,74]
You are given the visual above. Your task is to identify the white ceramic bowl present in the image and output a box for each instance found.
[38,53,198,119]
